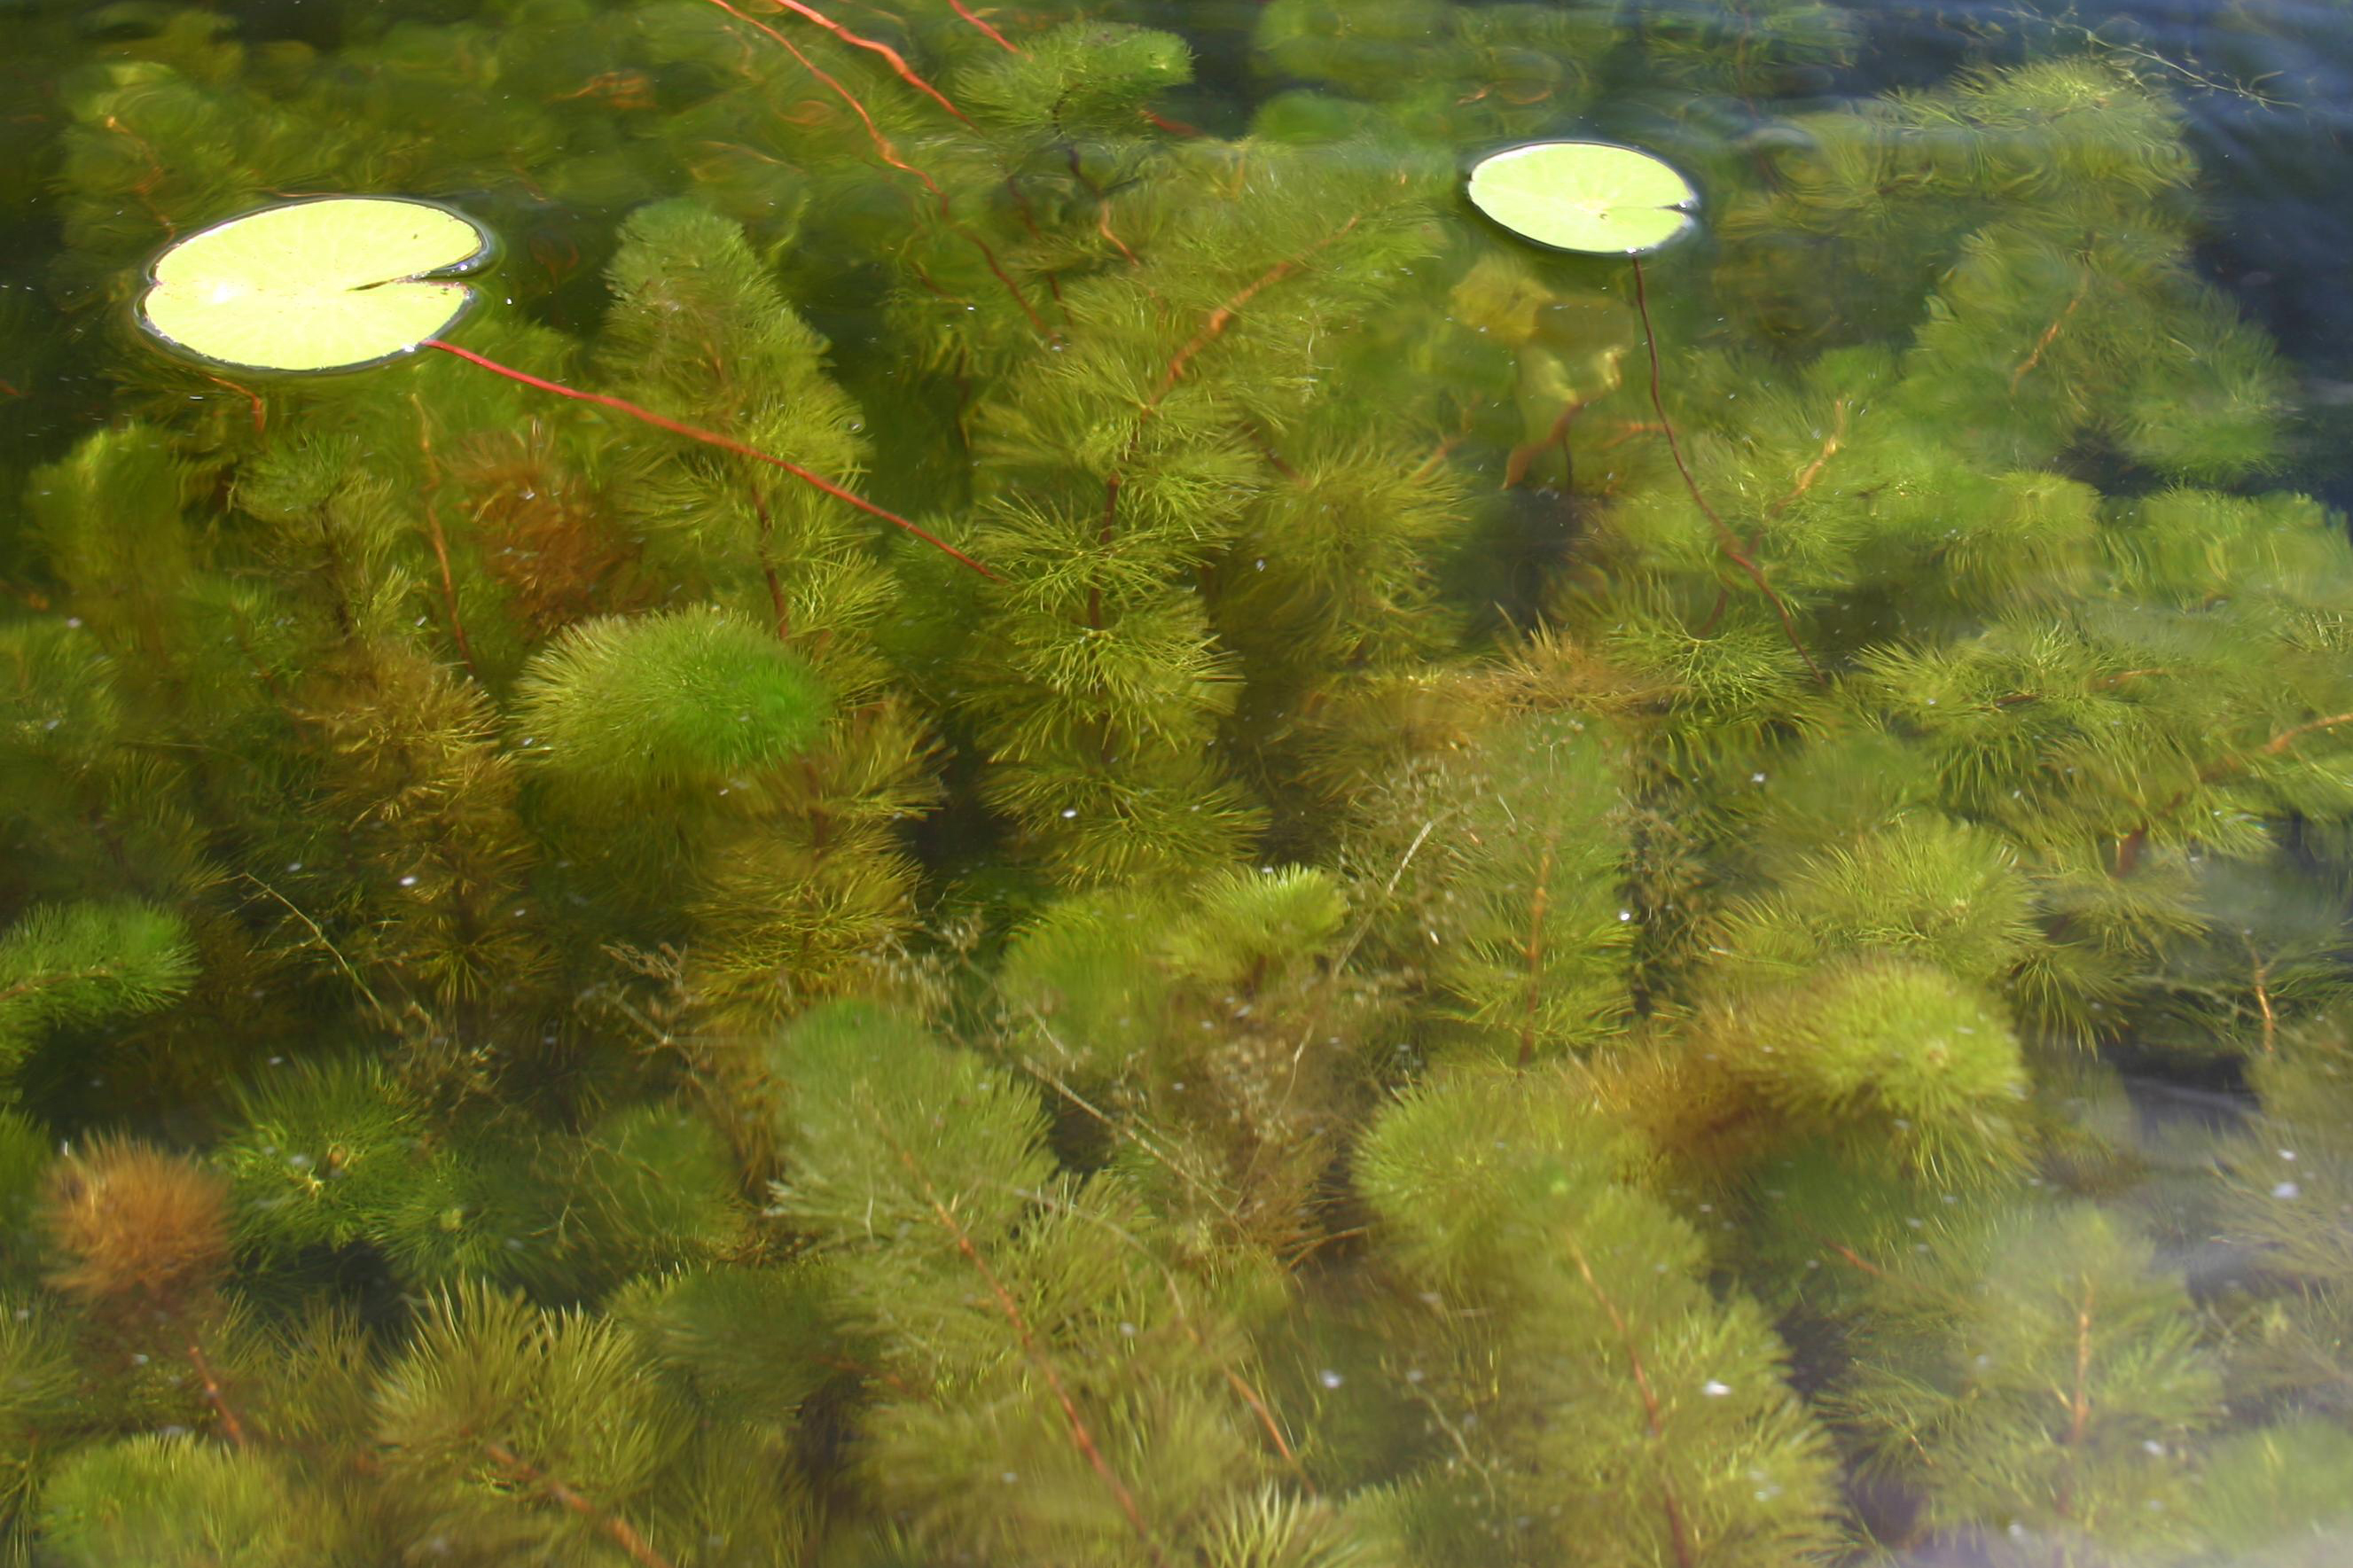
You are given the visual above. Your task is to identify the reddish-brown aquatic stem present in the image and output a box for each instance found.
[422,339,995,579]
[879,1132,1170,1568]
[948,0,1018,53]
[697,0,1050,338]
[482,1440,677,1568]
[1563,1231,1697,1568]
[699,0,940,191]
[1154,217,1360,402]
[709,0,970,122]
[184,1335,248,1448]
[410,394,482,678]
[1629,257,1822,684]
[2113,709,2353,874]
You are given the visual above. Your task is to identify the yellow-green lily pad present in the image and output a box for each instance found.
[136,197,496,373]
[1466,141,1700,256]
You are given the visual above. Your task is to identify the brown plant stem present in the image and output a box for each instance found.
[1518,839,1556,1068]
[2010,277,2087,394]
[1153,218,1357,402]
[206,374,267,436]
[1060,144,1140,269]
[1091,215,1360,596]
[1219,1359,1309,1484]
[101,113,176,240]
[2052,1278,2095,1536]
[483,1440,677,1568]
[184,1335,247,1448]
[2113,709,2353,875]
[881,1135,1169,1568]
[1563,1231,1697,1568]
[1629,256,1823,684]
[751,491,793,639]
[410,395,481,679]
[2247,938,2278,1056]
[1768,395,1850,516]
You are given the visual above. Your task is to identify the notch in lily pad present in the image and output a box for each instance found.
[1465,140,1700,256]
[132,195,991,577]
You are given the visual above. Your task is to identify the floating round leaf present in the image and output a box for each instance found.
[1466,141,1700,256]
[135,197,496,373]
[126,196,994,576]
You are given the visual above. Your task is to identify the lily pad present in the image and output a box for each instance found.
[135,197,496,374]
[1466,141,1700,256]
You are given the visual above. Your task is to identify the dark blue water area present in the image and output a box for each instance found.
[1862,2,2353,511]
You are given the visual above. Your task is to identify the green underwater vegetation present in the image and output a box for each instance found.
[0,0,2349,1563]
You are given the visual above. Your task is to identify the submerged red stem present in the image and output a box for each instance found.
[1628,257,1821,684]
[948,0,1019,53]
[422,339,994,579]
[764,0,973,122]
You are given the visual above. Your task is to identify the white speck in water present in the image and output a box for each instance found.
[1701,1380,1731,1397]
[2273,1182,2301,1199]
[1319,1369,1344,1389]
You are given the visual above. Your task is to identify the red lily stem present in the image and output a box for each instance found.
[762,0,972,122]
[948,0,1019,53]
[422,339,995,579]
[1629,256,1822,685]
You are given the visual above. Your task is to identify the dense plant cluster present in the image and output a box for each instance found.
[0,0,2348,1564]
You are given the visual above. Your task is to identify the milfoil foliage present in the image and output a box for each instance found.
[0,1,2343,1564]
